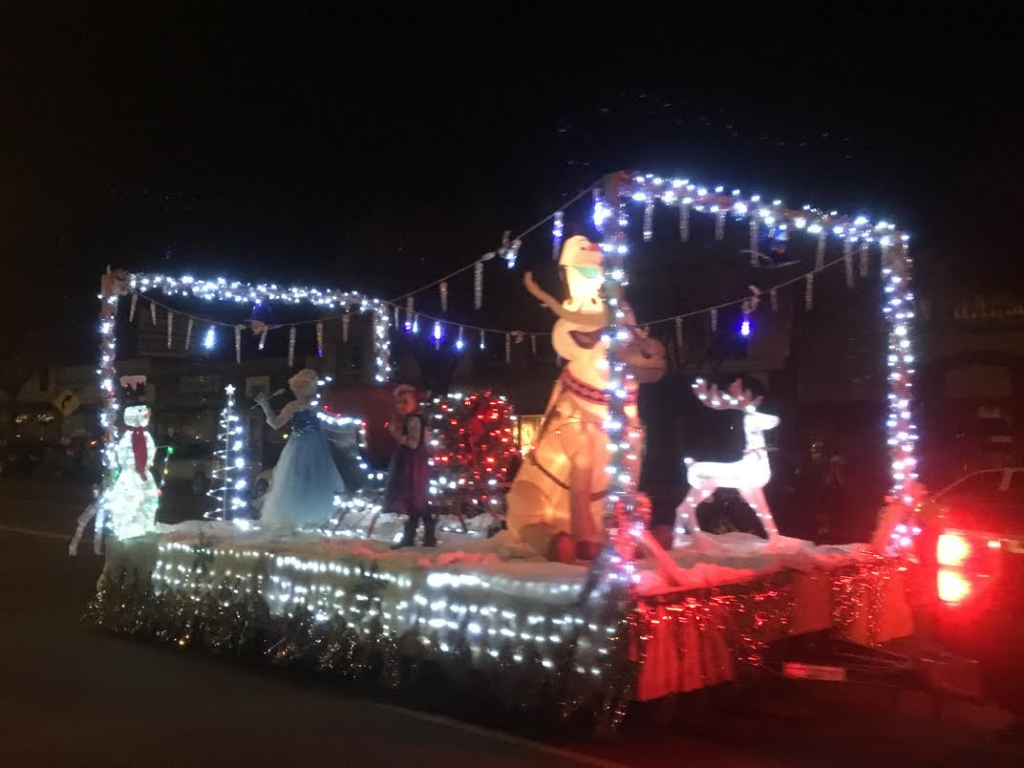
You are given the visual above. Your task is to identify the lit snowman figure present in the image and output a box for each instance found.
[106,376,160,539]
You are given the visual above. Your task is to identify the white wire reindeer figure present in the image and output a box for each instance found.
[675,378,780,542]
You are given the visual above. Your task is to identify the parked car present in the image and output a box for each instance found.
[917,467,1024,717]
[0,442,62,479]
[60,437,105,483]
[162,441,264,496]
[162,442,217,494]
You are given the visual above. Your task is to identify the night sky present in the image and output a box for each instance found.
[3,9,1020,363]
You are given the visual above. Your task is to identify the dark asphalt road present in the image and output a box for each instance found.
[2,478,1023,767]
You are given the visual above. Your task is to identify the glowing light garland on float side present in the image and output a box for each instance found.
[95,279,122,543]
[881,234,922,550]
[130,273,392,383]
[592,179,645,592]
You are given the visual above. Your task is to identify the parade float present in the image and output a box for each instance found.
[80,171,919,732]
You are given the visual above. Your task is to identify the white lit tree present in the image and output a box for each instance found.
[206,384,250,525]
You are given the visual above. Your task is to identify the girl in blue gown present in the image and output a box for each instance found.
[256,369,343,530]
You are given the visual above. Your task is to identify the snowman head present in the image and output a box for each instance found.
[558,236,605,315]
[123,404,151,428]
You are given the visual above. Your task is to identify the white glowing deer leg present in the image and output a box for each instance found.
[738,487,778,536]
[674,486,704,539]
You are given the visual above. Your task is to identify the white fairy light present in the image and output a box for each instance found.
[859,242,870,278]
[373,308,392,383]
[503,239,521,270]
[591,185,646,590]
[473,261,484,309]
[881,235,921,527]
[552,210,564,261]
[749,218,759,267]
[643,196,655,241]
[678,198,691,242]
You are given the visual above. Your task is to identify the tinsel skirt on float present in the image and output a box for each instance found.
[260,410,344,530]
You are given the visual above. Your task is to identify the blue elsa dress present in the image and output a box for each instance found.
[260,407,344,530]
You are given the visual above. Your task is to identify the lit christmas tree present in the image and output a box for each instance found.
[425,391,520,510]
[207,384,250,525]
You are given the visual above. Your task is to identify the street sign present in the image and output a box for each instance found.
[246,376,270,399]
[52,389,81,416]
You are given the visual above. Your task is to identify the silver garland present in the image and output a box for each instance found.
[86,548,898,732]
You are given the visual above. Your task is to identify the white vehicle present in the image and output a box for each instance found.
[161,442,217,495]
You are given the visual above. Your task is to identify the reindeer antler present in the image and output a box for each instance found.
[692,378,763,412]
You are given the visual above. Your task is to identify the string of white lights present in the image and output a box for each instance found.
[385,172,905,344]
[388,181,601,303]
[130,274,392,383]
[128,206,896,366]
[881,237,922,548]
[593,180,644,591]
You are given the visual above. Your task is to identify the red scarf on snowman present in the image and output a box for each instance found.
[128,426,148,480]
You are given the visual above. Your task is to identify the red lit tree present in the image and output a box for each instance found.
[424,391,520,509]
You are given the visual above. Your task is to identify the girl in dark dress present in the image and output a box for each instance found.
[386,385,433,548]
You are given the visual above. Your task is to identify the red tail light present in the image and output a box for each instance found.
[937,532,971,567]
[937,569,971,604]
[934,528,1002,608]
